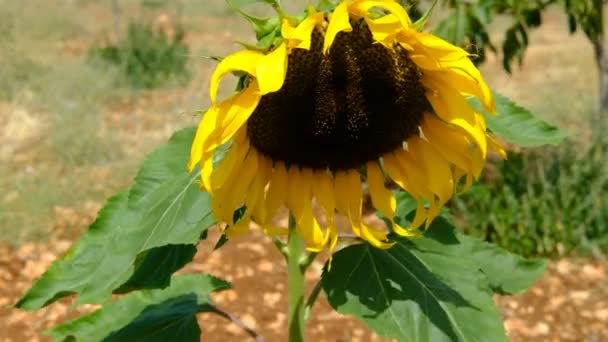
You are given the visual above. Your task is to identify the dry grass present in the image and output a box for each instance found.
[0,1,597,244]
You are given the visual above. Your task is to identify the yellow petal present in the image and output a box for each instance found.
[408,136,454,207]
[311,170,338,248]
[333,171,359,236]
[363,13,402,45]
[256,43,288,95]
[487,134,507,159]
[209,129,248,192]
[200,157,214,193]
[225,215,251,239]
[423,75,487,157]
[265,162,288,225]
[212,150,258,225]
[350,0,412,28]
[203,83,261,161]
[367,161,421,237]
[422,113,473,174]
[209,50,264,104]
[382,154,429,230]
[245,152,271,223]
[340,170,393,249]
[366,161,395,220]
[281,11,323,50]
[311,170,335,223]
[188,106,219,172]
[384,150,434,200]
[263,225,289,236]
[428,63,494,113]
[286,167,325,250]
[323,1,352,54]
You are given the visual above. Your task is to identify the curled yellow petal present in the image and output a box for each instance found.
[209,50,264,104]
[256,42,288,95]
[282,11,323,50]
[323,1,352,54]
[337,170,393,249]
[408,136,454,207]
[364,13,402,46]
[350,0,412,29]
[423,75,487,157]
[286,167,326,250]
[204,83,262,160]
[422,113,473,174]
[367,161,419,237]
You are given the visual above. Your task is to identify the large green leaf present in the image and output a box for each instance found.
[17,128,215,309]
[322,222,507,341]
[482,92,569,147]
[461,235,547,295]
[114,244,198,294]
[46,274,230,342]
[392,191,547,295]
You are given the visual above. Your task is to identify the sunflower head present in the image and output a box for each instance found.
[189,0,504,252]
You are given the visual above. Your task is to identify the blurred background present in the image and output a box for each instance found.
[0,0,606,341]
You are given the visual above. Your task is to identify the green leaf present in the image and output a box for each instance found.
[316,0,338,12]
[46,274,230,342]
[392,191,547,295]
[114,244,198,294]
[322,243,505,341]
[17,128,215,309]
[322,216,507,341]
[470,92,568,147]
[461,236,547,295]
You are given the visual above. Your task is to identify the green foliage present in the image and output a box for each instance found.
[16,128,214,309]
[47,274,230,342]
[89,19,190,89]
[409,0,604,72]
[453,143,608,257]
[322,211,546,341]
[475,92,569,147]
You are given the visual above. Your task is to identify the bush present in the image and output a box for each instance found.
[89,19,189,89]
[452,142,608,258]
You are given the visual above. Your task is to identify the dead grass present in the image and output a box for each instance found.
[0,1,598,244]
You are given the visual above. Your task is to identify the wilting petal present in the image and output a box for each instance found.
[256,43,288,95]
[367,161,419,237]
[324,1,352,54]
[209,50,264,104]
[282,9,323,50]
[350,0,412,28]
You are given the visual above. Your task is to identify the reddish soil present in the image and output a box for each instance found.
[1,211,607,341]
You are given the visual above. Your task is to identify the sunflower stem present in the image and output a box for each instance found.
[286,214,306,342]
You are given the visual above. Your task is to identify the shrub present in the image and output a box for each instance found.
[89,19,189,89]
[452,142,608,258]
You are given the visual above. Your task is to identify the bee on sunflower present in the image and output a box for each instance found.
[188,0,505,252]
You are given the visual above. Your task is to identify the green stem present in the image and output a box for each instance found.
[303,280,322,320]
[287,215,306,342]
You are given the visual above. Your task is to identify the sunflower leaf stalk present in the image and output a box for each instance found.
[286,214,308,342]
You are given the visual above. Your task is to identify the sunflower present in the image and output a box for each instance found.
[188,0,505,252]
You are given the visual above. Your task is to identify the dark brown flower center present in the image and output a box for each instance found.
[246,20,430,171]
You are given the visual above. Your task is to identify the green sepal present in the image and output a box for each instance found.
[226,0,281,41]
[315,0,338,12]
[413,0,439,31]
